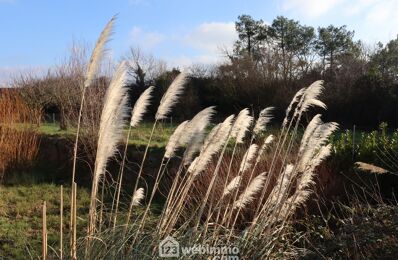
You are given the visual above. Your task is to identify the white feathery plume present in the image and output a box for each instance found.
[299,80,327,114]
[183,132,205,166]
[234,173,266,209]
[298,122,338,172]
[84,16,115,88]
[256,134,275,163]
[188,115,235,176]
[253,107,274,136]
[93,61,129,187]
[164,121,189,158]
[222,176,241,197]
[299,114,322,153]
[308,122,339,149]
[239,144,258,173]
[278,190,311,220]
[309,144,332,171]
[155,72,188,120]
[178,106,215,146]
[299,144,332,189]
[89,61,129,232]
[279,145,332,221]
[131,188,145,206]
[188,156,199,172]
[305,99,327,110]
[282,88,305,127]
[202,124,221,151]
[130,86,154,127]
[231,108,253,143]
[267,164,294,205]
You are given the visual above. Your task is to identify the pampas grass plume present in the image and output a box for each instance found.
[132,188,145,206]
[239,144,258,173]
[155,72,187,120]
[189,115,235,176]
[253,107,274,135]
[130,86,154,127]
[222,176,241,197]
[164,120,189,158]
[231,108,253,143]
[234,173,266,209]
[84,16,115,88]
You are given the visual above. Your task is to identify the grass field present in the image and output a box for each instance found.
[0,184,89,258]
[20,122,176,148]
[0,183,160,258]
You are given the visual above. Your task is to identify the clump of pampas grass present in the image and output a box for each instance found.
[52,17,338,259]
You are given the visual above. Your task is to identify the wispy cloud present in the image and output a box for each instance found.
[365,0,396,24]
[174,22,237,66]
[128,22,237,67]
[282,0,344,18]
[343,0,380,16]
[183,22,237,53]
[130,26,165,50]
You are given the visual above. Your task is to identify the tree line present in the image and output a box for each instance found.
[12,15,398,129]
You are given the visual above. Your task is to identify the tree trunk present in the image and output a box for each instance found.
[59,107,68,130]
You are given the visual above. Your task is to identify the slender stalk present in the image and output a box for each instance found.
[60,185,63,260]
[194,126,233,231]
[70,86,86,245]
[156,162,185,233]
[223,138,255,240]
[98,177,106,233]
[71,182,77,259]
[42,201,47,260]
[71,87,86,185]
[113,125,132,228]
[132,156,170,244]
[73,182,77,260]
[70,184,75,257]
[125,120,157,232]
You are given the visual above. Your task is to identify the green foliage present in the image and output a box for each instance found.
[371,37,398,80]
[331,123,398,172]
[234,14,267,56]
[315,25,355,72]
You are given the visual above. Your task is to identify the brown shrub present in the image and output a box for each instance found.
[0,90,40,181]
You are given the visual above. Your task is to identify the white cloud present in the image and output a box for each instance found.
[167,54,228,69]
[343,0,380,16]
[130,26,164,50]
[282,0,344,18]
[128,22,236,67]
[168,22,238,67]
[365,0,396,24]
[183,22,238,53]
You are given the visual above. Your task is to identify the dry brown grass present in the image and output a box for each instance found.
[0,90,40,181]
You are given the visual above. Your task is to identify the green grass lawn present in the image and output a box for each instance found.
[0,184,89,259]
[0,183,160,259]
[34,122,176,148]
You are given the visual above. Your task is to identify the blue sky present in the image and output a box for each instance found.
[1,0,398,84]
